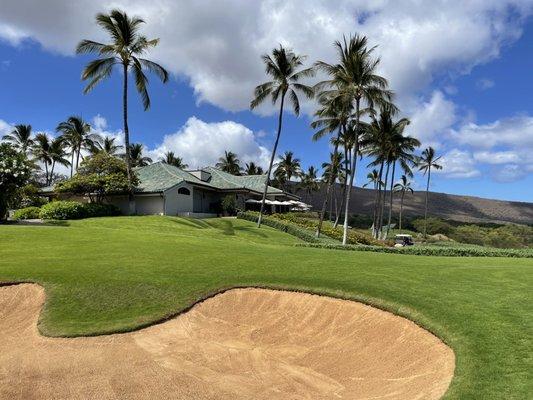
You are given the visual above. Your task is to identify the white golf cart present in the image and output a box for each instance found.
[394,234,414,247]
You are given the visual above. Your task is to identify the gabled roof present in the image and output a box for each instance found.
[135,162,286,196]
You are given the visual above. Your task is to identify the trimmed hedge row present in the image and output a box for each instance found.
[295,242,533,258]
[237,211,319,243]
[15,201,121,220]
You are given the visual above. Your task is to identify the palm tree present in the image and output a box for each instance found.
[128,143,152,167]
[32,133,51,185]
[216,151,241,175]
[321,152,344,222]
[244,162,264,175]
[311,94,352,236]
[48,137,71,182]
[250,45,314,227]
[160,151,188,169]
[417,147,443,239]
[274,151,301,192]
[56,116,98,176]
[91,136,123,156]
[393,175,414,233]
[76,9,169,190]
[363,168,383,234]
[2,124,33,154]
[299,166,319,202]
[316,35,393,245]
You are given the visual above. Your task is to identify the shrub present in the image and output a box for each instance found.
[39,201,121,220]
[412,217,453,235]
[221,195,237,215]
[0,144,33,220]
[12,206,41,220]
[451,225,487,246]
[39,201,87,220]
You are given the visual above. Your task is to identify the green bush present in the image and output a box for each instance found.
[221,195,237,215]
[12,206,41,220]
[39,201,121,220]
[296,242,533,258]
[412,217,454,235]
[450,225,486,246]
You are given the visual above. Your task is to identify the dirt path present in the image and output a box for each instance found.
[0,284,454,399]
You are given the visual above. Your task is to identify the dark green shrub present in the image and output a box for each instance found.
[39,201,87,220]
[82,203,121,218]
[451,225,486,246]
[12,206,41,220]
[221,195,237,215]
[348,214,374,228]
[412,217,453,235]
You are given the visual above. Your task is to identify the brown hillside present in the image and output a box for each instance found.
[290,182,533,225]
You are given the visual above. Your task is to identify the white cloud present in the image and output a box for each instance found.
[473,151,521,165]
[0,0,531,114]
[146,117,270,169]
[476,78,495,90]
[0,119,14,139]
[92,114,108,130]
[434,149,481,179]
[492,164,526,183]
[452,115,533,150]
[404,91,456,147]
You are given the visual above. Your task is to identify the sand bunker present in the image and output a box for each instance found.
[0,284,454,399]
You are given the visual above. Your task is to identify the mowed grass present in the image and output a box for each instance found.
[0,216,531,399]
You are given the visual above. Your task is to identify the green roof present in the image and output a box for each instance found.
[135,162,284,195]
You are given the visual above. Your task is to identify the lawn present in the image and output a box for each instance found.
[0,216,531,399]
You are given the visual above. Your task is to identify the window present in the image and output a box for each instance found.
[178,187,190,195]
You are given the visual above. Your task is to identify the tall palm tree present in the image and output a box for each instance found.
[321,152,344,221]
[32,133,52,185]
[316,35,393,245]
[48,137,71,182]
[299,166,319,202]
[160,151,188,169]
[244,162,264,175]
[2,124,33,154]
[76,9,169,190]
[91,136,123,156]
[311,94,351,236]
[56,116,98,176]
[128,143,152,167]
[250,45,314,227]
[417,147,443,239]
[274,151,301,192]
[216,151,241,175]
[393,175,414,233]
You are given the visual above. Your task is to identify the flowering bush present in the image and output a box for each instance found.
[0,144,33,220]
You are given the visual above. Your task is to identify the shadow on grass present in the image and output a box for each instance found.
[1,220,70,227]
[169,218,211,229]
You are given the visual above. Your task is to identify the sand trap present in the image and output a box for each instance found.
[0,284,454,399]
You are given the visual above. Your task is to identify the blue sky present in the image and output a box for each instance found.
[1,0,533,203]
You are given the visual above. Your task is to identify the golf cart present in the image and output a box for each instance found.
[394,234,414,247]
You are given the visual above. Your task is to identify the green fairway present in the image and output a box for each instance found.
[0,216,531,399]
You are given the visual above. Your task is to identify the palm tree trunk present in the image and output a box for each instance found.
[342,99,360,245]
[315,127,341,237]
[378,162,390,240]
[334,146,349,229]
[258,90,286,228]
[50,160,56,184]
[44,162,49,186]
[385,161,396,239]
[423,167,431,239]
[123,62,134,215]
[372,161,384,238]
[70,151,74,177]
[399,191,405,232]
[76,147,81,172]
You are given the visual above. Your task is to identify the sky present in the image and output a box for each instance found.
[0,0,532,203]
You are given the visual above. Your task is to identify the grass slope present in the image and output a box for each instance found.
[0,216,531,399]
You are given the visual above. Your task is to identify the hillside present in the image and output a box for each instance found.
[291,182,533,225]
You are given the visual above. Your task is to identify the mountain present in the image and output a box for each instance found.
[291,182,533,225]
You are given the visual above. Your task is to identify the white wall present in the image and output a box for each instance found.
[164,183,194,215]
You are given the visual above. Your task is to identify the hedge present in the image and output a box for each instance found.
[12,206,41,220]
[295,242,533,258]
[237,211,319,243]
[38,201,121,220]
